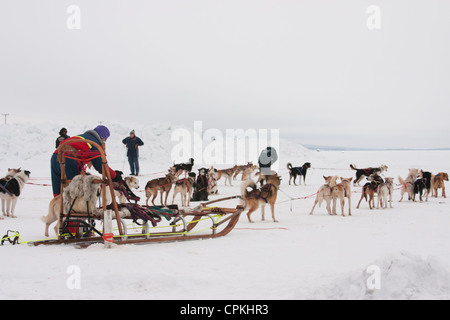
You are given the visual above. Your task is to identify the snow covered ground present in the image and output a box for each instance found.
[1,121,450,300]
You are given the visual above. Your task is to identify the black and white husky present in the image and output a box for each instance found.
[350,164,388,186]
[0,170,30,218]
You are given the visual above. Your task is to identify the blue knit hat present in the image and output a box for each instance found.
[94,125,110,141]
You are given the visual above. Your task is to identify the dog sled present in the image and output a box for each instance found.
[30,138,244,247]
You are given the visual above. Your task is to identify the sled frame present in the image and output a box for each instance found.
[56,138,124,239]
[30,195,244,247]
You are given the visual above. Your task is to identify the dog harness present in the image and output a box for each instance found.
[207,174,217,192]
[176,178,191,193]
[221,169,232,176]
[108,203,174,227]
[113,179,141,203]
[247,183,274,204]
[0,181,13,196]
[195,175,208,192]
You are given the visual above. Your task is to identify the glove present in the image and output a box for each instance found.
[113,170,123,182]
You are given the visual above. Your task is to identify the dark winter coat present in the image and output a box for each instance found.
[258,147,278,168]
[122,136,144,158]
[55,134,70,148]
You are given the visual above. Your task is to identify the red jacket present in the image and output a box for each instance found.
[54,131,116,179]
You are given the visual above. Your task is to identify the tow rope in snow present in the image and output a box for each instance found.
[276,184,404,212]
[26,182,52,187]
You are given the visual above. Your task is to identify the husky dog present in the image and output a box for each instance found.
[113,176,140,204]
[331,177,353,216]
[172,172,196,207]
[233,162,258,181]
[241,163,258,181]
[217,168,235,186]
[0,170,30,218]
[207,166,219,195]
[357,182,377,210]
[356,173,384,209]
[191,168,209,202]
[431,172,448,198]
[0,168,21,219]
[145,171,178,206]
[286,162,311,185]
[350,164,388,186]
[42,195,62,237]
[173,158,194,177]
[413,170,432,202]
[310,176,339,215]
[398,168,419,202]
[240,174,282,223]
[41,174,103,237]
[377,177,394,209]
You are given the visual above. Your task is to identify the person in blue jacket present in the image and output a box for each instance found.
[122,130,144,176]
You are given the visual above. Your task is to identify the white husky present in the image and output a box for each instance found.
[0,170,30,219]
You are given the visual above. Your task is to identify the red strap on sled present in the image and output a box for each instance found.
[63,150,102,175]
[103,233,114,243]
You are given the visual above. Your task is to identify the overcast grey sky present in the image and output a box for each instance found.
[1,0,449,149]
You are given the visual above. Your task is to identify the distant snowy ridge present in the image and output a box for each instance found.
[0,120,312,169]
[0,120,175,165]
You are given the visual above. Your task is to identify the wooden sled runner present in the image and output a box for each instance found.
[30,138,244,247]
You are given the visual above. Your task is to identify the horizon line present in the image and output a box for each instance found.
[303,144,450,152]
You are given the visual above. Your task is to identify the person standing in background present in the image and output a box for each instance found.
[55,128,70,148]
[122,130,144,176]
[258,146,278,184]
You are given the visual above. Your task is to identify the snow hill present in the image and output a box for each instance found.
[0,120,179,165]
[312,252,450,300]
[0,119,316,176]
